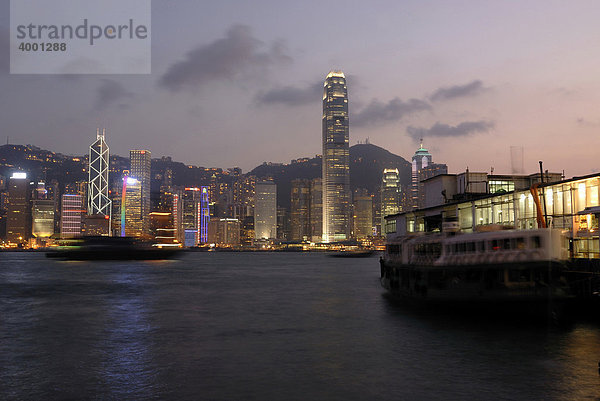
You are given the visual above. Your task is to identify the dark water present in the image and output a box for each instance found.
[1,252,600,400]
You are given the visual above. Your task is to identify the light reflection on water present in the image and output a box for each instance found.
[0,251,599,400]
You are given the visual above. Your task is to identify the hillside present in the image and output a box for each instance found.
[249,143,411,209]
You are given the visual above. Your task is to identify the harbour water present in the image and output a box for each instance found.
[1,252,599,400]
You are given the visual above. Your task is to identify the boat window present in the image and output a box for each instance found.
[445,244,452,254]
[466,242,475,253]
[491,239,500,251]
[516,237,525,249]
[503,238,511,250]
[477,241,485,252]
[458,242,466,253]
[532,236,542,248]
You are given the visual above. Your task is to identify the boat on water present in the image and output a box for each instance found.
[330,249,376,258]
[46,236,182,260]
[380,227,573,309]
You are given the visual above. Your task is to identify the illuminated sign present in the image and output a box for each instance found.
[11,172,27,179]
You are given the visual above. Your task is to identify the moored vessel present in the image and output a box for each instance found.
[380,228,573,311]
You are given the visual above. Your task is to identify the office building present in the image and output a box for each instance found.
[208,218,241,246]
[200,186,210,243]
[82,214,110,236]
[381,168,401,232]
[6,172,32,244]
[31,182,56,239]
[277,206,290,240]
[254,180,277,239]
[353,189,373,239]
[290,179,311,241]
[122,177,143,237]
[322,70,350,242]
[310,178,322,242]
[88,129,111,218]
[32,199,55,238]
[410,140,432,209]
[149,212,177,245]
[60,194,83,238]
[129,150,151,234]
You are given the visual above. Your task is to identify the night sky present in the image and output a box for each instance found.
[2,0,600,175]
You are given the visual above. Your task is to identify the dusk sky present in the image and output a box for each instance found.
[2,0,600,176]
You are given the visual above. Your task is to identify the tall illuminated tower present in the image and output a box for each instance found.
[411,140,432,209]
[200,186,210,243]
[381,168,401,232]
[6,172,32,244]
[254,180,277,240]
[121,176,143,237]
[88,129,112,221]
[130,149,151,234]
[322,70,350,242]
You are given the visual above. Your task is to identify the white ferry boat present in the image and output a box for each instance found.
[380,228,572,306]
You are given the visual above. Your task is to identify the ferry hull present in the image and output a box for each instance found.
[380,260,572,304]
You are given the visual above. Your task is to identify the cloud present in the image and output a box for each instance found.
[255,82,321,106]
[430,80,486,102]
[406,120,494,140]
[576,117,600,127]
[95,79,133,109]
[159,24,291,92]
[352,98,431,127]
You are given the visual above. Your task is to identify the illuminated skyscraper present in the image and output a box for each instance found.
[310,178,323,242]
[6,172,32,244]
[130,149,151,234]
[32,200,55,238]
[411,140,432,209]
[254,180,277,240]
[88,129,111,219]
[32,182,55,239]
[121,177,143,237]
[61,194,83,238]
[322,70,350,242]
[290,179,311,242]
[381,168,401,232]
[200,186,210,243]
[353,189,373,239]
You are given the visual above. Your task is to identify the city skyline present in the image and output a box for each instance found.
[2,1,600,176]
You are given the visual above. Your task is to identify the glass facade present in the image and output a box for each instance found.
[398,174,600,259]
[411,141,432,209]
[123,178,143,237]
[322,70,350,242]
[381,168,400,233]
[130,149,151,234]
[32,199,55,238]
[255,181,277,239]
[88,129,111,217]
[61,194,83,237]
[290,179,311,241]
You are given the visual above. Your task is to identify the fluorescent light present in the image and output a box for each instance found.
[11,172,27,179]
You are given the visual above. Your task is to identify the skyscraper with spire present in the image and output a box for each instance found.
[88,129,111,224]
[410,139,447,209]
[322,70,350,242]
[411,140,432,209]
